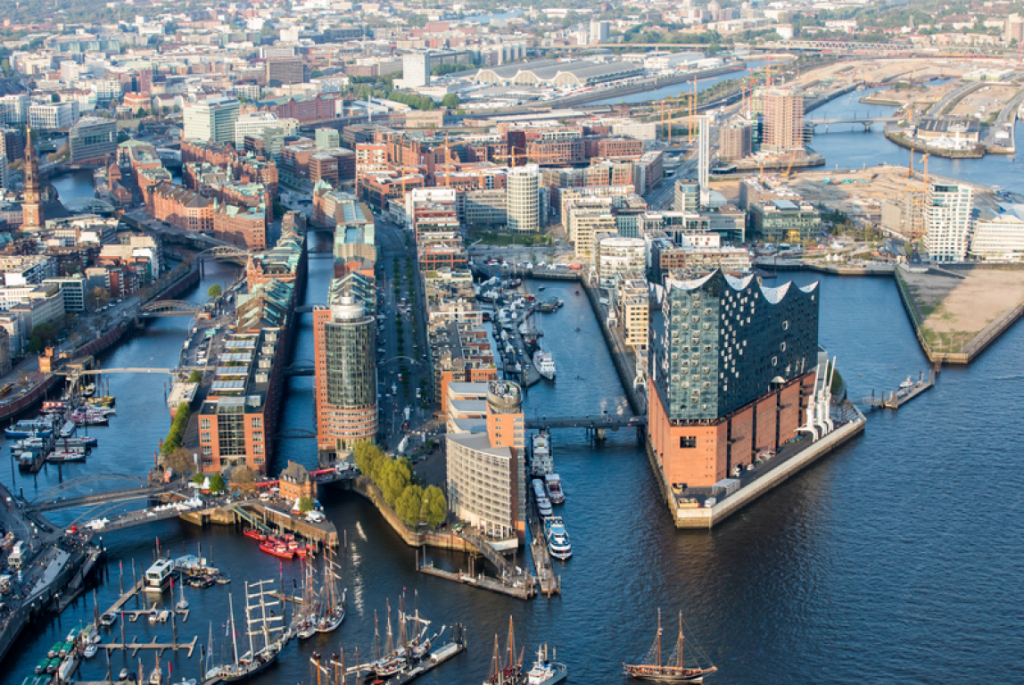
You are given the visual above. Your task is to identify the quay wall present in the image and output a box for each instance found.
[883,130,985,158]
[580,282,644,415]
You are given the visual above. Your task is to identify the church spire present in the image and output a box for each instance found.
[22,126,43,230]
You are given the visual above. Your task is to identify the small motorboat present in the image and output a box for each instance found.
[119,668,130,681]
[158,610,170,623]
[83,642,98,659]
[243,528,266,541]
[148,610,159,623]
[100,612,117,627]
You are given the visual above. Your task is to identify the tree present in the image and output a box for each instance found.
[172,104,180,113]
[163,446,195,475]
[192,472,205,485]
[354,440,385,480]
[231,465,257,492]
[378,458,411,507]
[421,485,447,527]
[86,286,111,310]
[395,485,423,526]
[136,107,147,118]
[297,496,315,513]
[440,93,460,109]
[30,323,56,346]
[207,284,223,298]
[188,370,203,383]
[208,473,226,493]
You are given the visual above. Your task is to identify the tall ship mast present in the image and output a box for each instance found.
[315,548,346,633]
[622,610,717,683]
[483,617,525,685]
[204,581,285,684]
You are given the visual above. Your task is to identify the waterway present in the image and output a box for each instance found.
[3,97,1024,685]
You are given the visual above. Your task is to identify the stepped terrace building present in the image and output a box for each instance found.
[647,270,819,489]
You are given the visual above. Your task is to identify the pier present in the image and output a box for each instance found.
[857,370,935,410]
[527,514,560,598]
[419,562,535,600]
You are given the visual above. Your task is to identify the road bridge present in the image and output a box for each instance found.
[806,116,899,132]
[524,415,646,430]
[137,299,204,318]
[51,366,203,376]
[27,473,178,512]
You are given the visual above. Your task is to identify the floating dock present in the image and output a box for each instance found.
[858,370,935,410]
[387,626,467,685]
[419,562,534,600]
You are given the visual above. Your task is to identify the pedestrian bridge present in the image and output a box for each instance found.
[807,116,899,132]
[137,299,204,318]
[27,474,176,512]
[525,415,646,430]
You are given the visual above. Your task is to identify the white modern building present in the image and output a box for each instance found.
[402,52,431,88]
[234,112,298,147]
[506,164,540,233]
[183,96,241,144]
[969,206,1024,261]
[597,236,647,285]
[924,182,974,262]
[28,103,77,130]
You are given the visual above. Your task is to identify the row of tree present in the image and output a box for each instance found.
[161,402,191,454]
[353,442,447,527]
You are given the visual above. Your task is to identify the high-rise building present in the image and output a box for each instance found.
[924,182,973,262]
[698,115,710,206]
[648,270,819,488]
[265,58,306,85]
[720,119,752,161]
[446,379,526,542]
[313,294,378,457]
[315,128,340,150]
[506,164,540,232]
[590,20,611,45]
[183,96,241,144]
[22,127,42,230]
[762,88,804,154]
[403,52,431,88]
[1006,13,1024,44]
[69,116,117,164]
[674,180,700,213]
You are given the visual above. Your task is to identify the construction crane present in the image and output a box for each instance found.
[660,94,696,146]
[782,149,798,177]
[443,132,454,188]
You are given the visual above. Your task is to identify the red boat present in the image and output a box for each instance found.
[243,528,266,541]
[259,540,295,559]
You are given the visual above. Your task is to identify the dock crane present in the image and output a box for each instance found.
[782,149,798,177]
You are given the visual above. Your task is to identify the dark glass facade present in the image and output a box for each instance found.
[651,270,819,422]
[324,315,375,407]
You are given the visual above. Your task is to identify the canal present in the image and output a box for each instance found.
[2,91,1023,684]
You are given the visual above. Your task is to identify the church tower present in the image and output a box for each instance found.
[22,126,43,230]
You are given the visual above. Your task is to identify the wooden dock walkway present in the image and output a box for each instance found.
[100,635,199,658]
[858,370,935,411]
[528,515,560,598]
[419,563,534,600]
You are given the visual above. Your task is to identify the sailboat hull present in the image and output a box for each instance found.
[314,608,345,633]
[214,653,279,684]
[622,666,715,682]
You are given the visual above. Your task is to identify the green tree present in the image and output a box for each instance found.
[354,440,385,480]
[188,370,203,383]
[421,485,447,527]
[440,93,460,109]
[298,496,315,513]
[208,284,223,298]
[86,286,111,310]
[30,324,57,347]
[208,473,226,493]
[379,458,412,507]
[192,472,205,485]
[231,465,257,491]
[395,485,423,526]
[136,107,147,118]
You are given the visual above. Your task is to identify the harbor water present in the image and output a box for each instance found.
[2,93,1024,684]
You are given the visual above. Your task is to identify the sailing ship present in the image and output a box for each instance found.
[483,618,525,685]
[314,549,345,633]
[204,581,284,684]
[623,611,717,682]
[358,593,436,682]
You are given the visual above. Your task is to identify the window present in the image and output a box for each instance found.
[251,417,262,428]
[253,431,263,442]
[679,436,697,448]
[201,446,212,456]
[254,444,264,455]
[200,419,210,430]
[201,432,210,444]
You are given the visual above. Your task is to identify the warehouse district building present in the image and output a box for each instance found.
[647,270,820,489]
[473,59,643,88]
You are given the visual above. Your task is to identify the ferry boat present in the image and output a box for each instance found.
[532,351,555,381]
[623,611,717,682]
[530,433,553,477]
[533,479,554,518]
[543,474,565,505]
[5,420,54,438]
[41,401,66,414]
[544,518,572,560]
[259,538,295,559]
[144,558,174,593]
[526,645,568,685]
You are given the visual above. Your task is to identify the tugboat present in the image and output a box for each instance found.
[623,611,717,682]
[526,644,567,685]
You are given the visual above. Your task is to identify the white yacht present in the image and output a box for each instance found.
[544,474,565,505]
[532,350,555,380]
[531,433,553,477]
[544,517,572,560]
[532,479,553,518]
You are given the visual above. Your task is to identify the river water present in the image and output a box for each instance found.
[3,86,1024,684]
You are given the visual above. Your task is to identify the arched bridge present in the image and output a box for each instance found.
[807,116,899,132]
[138,299,204,317]
[284,359,315,377]
[27,473,175,512]
[198,245,254,264]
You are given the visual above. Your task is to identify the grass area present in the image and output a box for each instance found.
[468,228,553,247]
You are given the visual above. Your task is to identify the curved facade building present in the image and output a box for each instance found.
[506,165,539,233]
[597,236,646,284]
[648,270,819,488]
[314,295,377,455]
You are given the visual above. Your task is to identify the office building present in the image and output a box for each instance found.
[266,58,306,85]
[597,236,646,285]
[313,294,377,457]
[446,380,526,543]
[924,182,973,262]
[590,20,611,45]
[183,96,241,144]
[403,52,431,88]
[506,164,540,232]
[616,276,650,349]
[69,116,117,164]
[749,198,822,244]
[674,180,700,213]
[647,270,819,488]
[720,119,752,161]
[969,206,1024,261]
[315,128,340,150]
[762,88,804,154]
[234,112,298,147]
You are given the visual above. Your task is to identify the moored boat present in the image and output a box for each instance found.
[144,559,174,593]
[532,351,555,381]
[526,645,567,685]
[543,474,564,505]
[544,517,572,560]
[5,420,54,439]
[242,529,266,541]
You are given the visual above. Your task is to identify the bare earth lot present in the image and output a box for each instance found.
[902,270,1024,349]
